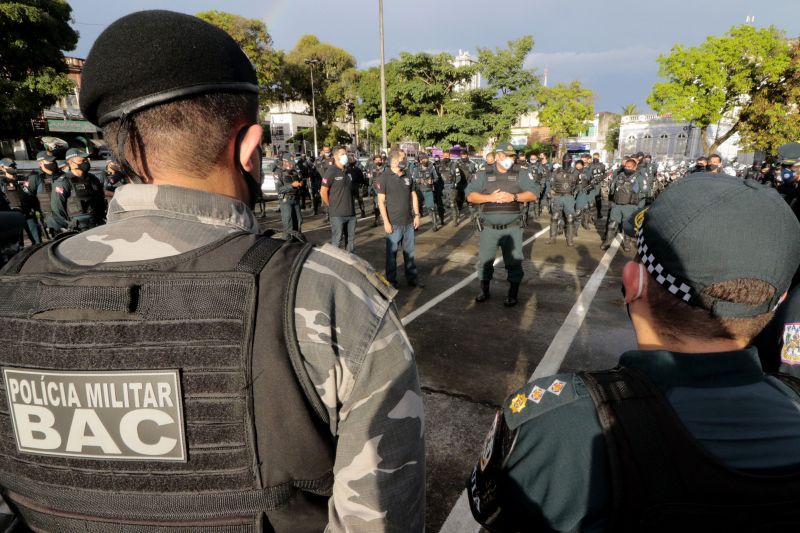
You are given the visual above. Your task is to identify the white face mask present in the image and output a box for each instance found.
[338,155,349,166]
[500,158,514,170]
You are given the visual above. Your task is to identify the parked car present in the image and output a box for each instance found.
[261,157,279,200]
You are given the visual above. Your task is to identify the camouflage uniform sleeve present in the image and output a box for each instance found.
[293,245,425,532]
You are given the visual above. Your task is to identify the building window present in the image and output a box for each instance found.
[642,134,653,154]
[655,133,669,156]
[625,135,637,153]
[674,133,688,155]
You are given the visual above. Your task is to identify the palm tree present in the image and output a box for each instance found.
[621,103,638,116]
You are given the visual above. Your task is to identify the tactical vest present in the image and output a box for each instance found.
[590,163,605,181]
[550,170,578,195]
[455,161,473,188]
[438,160,456,185]
[277,168,298,201]
[37,174,54,216]
[0,233,333,532]
[481,168,522,214]
[581,367,800,532]
[416,165,435,192]
[3,182,23,210]
[614,175,639,205]
[64,174,97,218]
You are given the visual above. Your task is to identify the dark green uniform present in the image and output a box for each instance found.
[466,166,538,284]
[47,171,105,232]
[545,169,579,246]
[468,348,800,531]
[274,166,303,236]
[602,171,645,251]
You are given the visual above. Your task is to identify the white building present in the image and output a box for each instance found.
[617,114,759,164]
[452,49,482,92]
[266,101,316,155]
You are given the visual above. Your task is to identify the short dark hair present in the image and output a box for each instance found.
[709,153,722,163]
[645,270,776,343]
[334,145,347,155]
[388,149,405,166]
[103,92,257,179]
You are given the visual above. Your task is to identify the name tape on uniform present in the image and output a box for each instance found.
[3,368,186,461]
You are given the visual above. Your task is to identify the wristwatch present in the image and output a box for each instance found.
[513,193,519,202]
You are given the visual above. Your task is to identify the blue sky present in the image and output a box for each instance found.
[69,0,800,113]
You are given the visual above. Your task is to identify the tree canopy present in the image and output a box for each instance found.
[0,0,78,138]
[196,10,281,104]
[538,81,595,151]
[647,24,799,154]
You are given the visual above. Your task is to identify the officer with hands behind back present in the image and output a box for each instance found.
[0,11,425,532]
[468,174,800,532]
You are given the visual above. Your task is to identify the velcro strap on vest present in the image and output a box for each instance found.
[3,471,333,523]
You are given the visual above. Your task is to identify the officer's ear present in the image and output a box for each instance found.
[237,124,263,174]
[622,260,647,304]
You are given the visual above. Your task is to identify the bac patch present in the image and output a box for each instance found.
[3,367,186,462]
[781,324,800,366]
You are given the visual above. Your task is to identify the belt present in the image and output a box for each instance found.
[486,222,521,230]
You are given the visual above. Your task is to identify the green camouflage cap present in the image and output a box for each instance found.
[498,143,516,155]
[624,174,800,317]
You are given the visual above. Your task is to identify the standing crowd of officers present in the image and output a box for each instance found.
[0,149,128,249]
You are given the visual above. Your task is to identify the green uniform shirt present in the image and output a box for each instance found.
[469,348,800,531]
[466,166,539,225]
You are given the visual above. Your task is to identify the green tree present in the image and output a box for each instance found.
[538,81,595,156]
[277,35,357,126]
[477,36,540,144]
[736,41,800,154]
[648,24,797,155]
[0,0,78,139]
[605,117,621,153]
[621,103,638,116]
[196,11,281,104]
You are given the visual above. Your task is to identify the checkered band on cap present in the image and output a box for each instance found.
[636,228,693,303]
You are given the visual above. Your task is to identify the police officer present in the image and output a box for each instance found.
[414,152,441,231]
[707,153,724,174]
[26,151,63,238]
[602,158,644,251]
[545,164,579,246]
[346,153,367,218]
[573,158,594,234]
[102,160,128,199]
[690,155,709,173]
[1,159,42,244]
[0,11,424,531]
[366,153,386,227]
[375,149,424,289]
[466,143,539,306]
[321,146,357,252]
[274,153,303,236]
[468,174,800,531]
[438,149,462,226]
[47,148,105,233]
[587,151,607,220]
[312,145,333,217]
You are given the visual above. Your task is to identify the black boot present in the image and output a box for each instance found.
[601,220,618,250]
[504,282,520,307]
[566,216,575,247]
[582,209,592,229]
[546,217,558,244]
[621,235,632,252]
[475,280,490,302]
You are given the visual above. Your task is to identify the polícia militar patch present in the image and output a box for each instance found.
[3,367,186,461]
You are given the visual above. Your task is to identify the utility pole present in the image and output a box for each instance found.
[378,0,388,153]
[304,58,321,158]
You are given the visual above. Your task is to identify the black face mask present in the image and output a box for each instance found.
[593,158,599,163]
[78,161,91,173]
[624,168,635,176]
[235,126,262,210]
[707,164,719,171]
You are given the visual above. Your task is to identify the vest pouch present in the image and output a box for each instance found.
[0,262,319,531]
[482,171,523,214]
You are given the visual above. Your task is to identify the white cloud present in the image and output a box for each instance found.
[525,46,663,76]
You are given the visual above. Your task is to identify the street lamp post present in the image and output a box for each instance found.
[304,58,321,158]
[378,0,388,153]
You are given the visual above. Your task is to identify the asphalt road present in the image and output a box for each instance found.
[258,199,637,531]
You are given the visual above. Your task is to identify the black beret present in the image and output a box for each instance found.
[80,10,259,127]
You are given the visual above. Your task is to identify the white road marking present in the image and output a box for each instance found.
[438,234,622,533]
[401,227,550,326]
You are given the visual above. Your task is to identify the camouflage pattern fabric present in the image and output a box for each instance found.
[53,184,426,532]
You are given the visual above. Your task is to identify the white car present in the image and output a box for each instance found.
[260,158,279,200]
